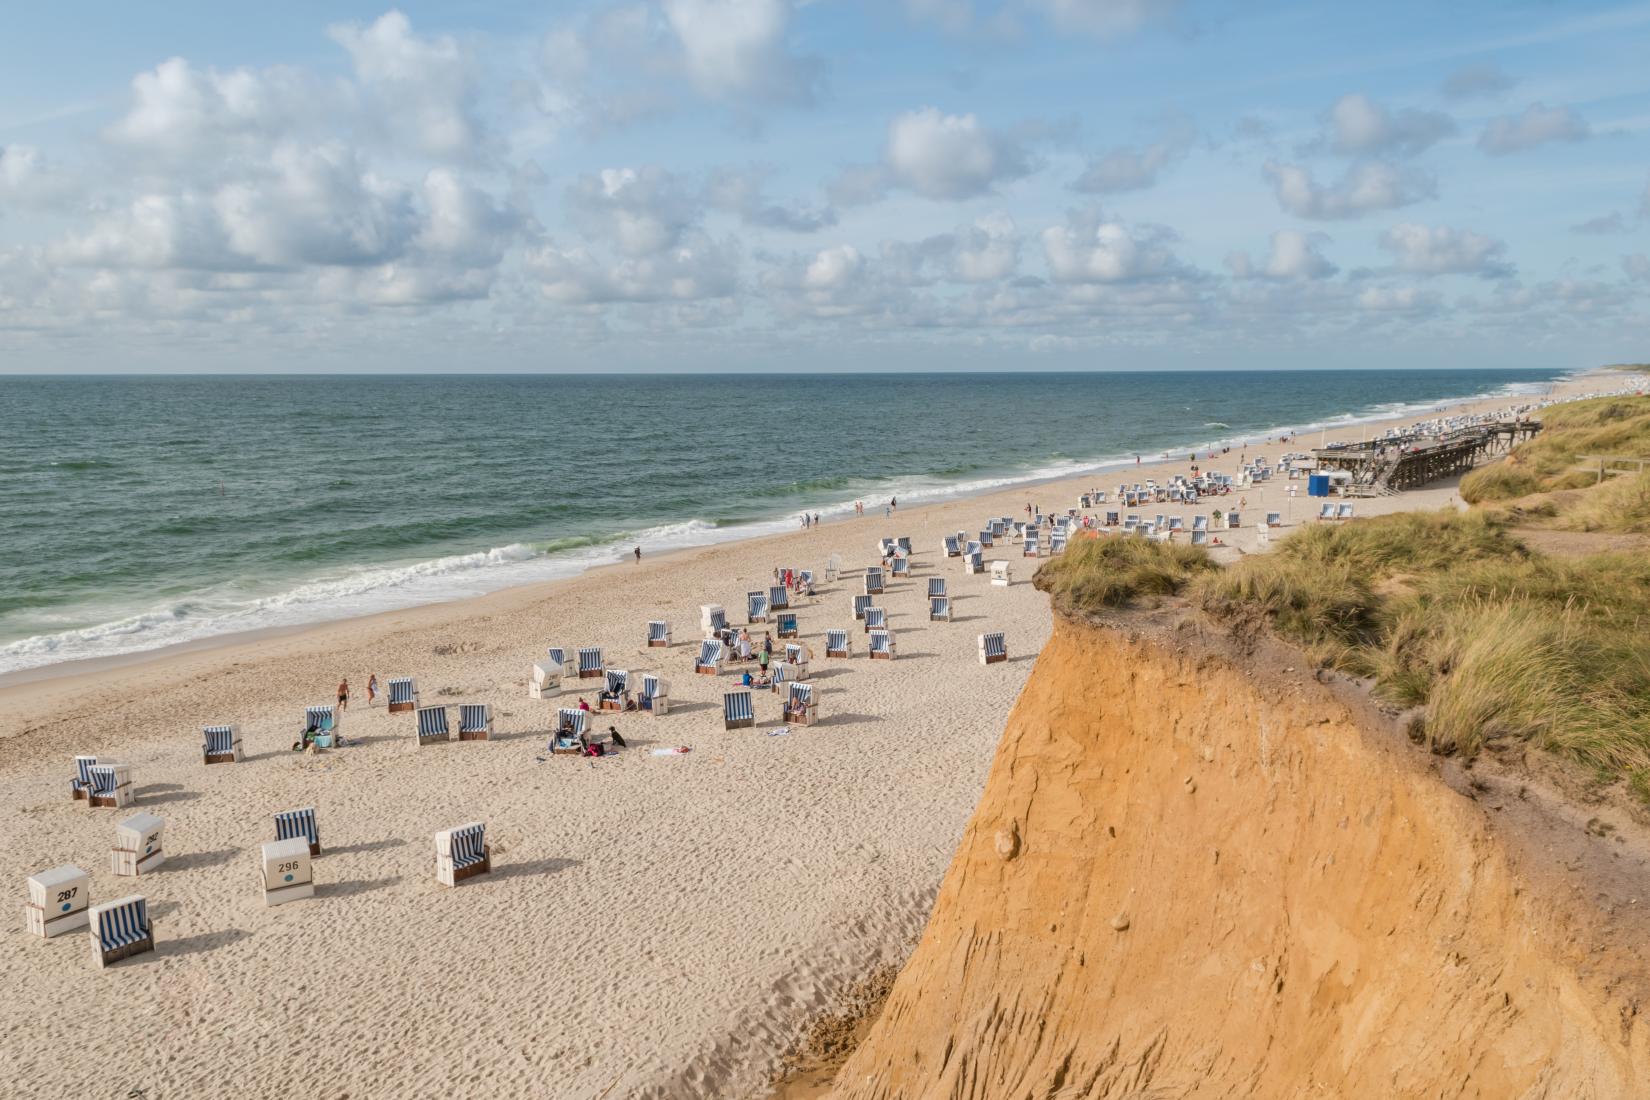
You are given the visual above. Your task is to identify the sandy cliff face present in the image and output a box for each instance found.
[829,617,1650,1099]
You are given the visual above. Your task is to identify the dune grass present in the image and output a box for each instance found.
[1461,395,1650,508]
[1032,533,1218,614]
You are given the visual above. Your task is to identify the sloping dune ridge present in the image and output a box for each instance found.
[826,616,1650,1098]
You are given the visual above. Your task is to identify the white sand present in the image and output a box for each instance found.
[0,371,1627,1098]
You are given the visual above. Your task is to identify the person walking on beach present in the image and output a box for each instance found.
[634,546,641,563]
[337,678,350,712]
[366,674,378,707]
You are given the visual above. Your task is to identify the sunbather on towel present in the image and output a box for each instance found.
[577,697,592,712]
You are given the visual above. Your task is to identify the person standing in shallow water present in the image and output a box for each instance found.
[634,546,641,563]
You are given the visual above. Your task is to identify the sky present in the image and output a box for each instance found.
[0,0,1647,373]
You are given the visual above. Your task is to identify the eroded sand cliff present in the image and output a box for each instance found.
[828,616,1650,1099]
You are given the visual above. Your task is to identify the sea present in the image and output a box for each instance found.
[0,369,1570,676]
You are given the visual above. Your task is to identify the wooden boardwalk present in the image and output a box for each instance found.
[1313,420,1541,492]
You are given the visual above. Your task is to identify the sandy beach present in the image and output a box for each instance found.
[0,371,1626,1099]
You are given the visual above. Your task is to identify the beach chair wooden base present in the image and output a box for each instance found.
[202,749,241,765]
[417,733,450,747]
[777,627,798,639]
[264,881,316,907]
[724,717,754,730]
[438,849,492,887]
[864,586,884,596]
[96,933,154,969]
[458,729,489,742]
[388,701,416,714]
[870,650,894,661]
[599,700,622,712]
[111,848,166,877]
[89,790,133,810]
[980,653,1007,665]
[930,611,951,622]
[825,647,848,658]
[789,708,818,727]
[648,639,670,648]
[25,906,90,939]
[695,665,720,676]
[72,788,88,802]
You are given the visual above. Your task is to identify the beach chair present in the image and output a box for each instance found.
[1266,512,1282,528]
[930,596,952,622]
[554,708,589,751]
[825,629,851,658]
[979,529,994,547]
[1079,494,1091,509]
[824,555,841,582]
[87,764,133,809]
[868,629,896,660]
[694,639,725,676]
[798,570,814,588]
[577,647,604,679]
[1191,530,1209,546]
[111,814,166,876]
[1123,514,1140,530]
[863,568,885,595]
[1319,502,1335,521]
[747,592,769,623]
[896,537,912,553]
[1050,532,1067,554]
[775,612,798,639]
[890,556,910,577]
[700,605,726,637]
[387,677,419,714]
[201,724,242,765]
[783,643,810,676]
[990,519,1006,538]
[531,650,565,699]
[1133,524,1150,539]
[459,704,492,741]
[24,864,91,939]
[965,540,983,558]
[978,632,1008,665]
[274,807,321,856]
[942,535,961,557]
[71,755,98,801]
[601,669,630,711]
[1023,535,1038,557]
[640,674,669,716]
[303,705,338,736]
[261,837,315,906]
[435,823,491,887]
[1337,502,1355,520]
[415,706,450,746]
[90,895,153,968]
[1167,517,1184,532]
[928,577,947,598]
[964,551,984,575]
[647,620,671,648]
[784,682,819,727]
[991,561,1011,587]
[769,662,792,692]
[1226,512,1241,529]
[1192,515,1208,532]
[723,689,755,730]
[878,537,895,557]
[769,585,790,611]
[863,606,887,632]
[852,594,873,621]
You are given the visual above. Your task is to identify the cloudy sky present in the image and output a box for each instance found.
[1,0,1647,372]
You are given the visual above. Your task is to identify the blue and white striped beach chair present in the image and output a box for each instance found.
[577,647,604,679]
[723,689,755,730]
[978,631,1008,665]
[695,639,724,676]
[890,556,910,577]
[202,724,242,765]
[700,605,727,636]
[459,704,492,741]
[747,592,770,623]
[304,705,336,733]
[1191,529,1209,546]
[1266,512,1282,528]
[965,550,984,574]
[71,755,98,801]
[647,620,671,648]
[416,706,450,746]
[878,537,895,557]
[1104,511,1120,526]
[798,570,814,587]
[991,519,1006,538]
[776,611,799,638]
[1226,512,1241,529]
[601,669,629,711]
[1319,502,1335,520]
[88,764,133,809]
[868,629,895,660]
[91,895,153,968]
[435,822,491,886]
[825,629,851,658]
[1337,502,1355,520]
[863,568,885,595]
[942,535,961,557]
[640,674,669,716]
[928,577,947,598]
[387,677,418,714]
[863,606,887,632]
[979,529,994,547]
[784,681,818,725]
[1192,515,1208,532]
[1023,534,1039,557]
[896,537,912,553]
[768,585,789,612]
[769,662,791,691]
[784,642,809,674]
[554,707,589,749]
[1167,516,1184,532]
[274,807,321,856]
[852,593,873,621]
[1049,533,1067,553]
[930,596,952,622]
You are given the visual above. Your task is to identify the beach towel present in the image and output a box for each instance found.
[651,747,693,756]
[767,727,792,737]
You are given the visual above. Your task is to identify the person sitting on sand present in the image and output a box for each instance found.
[577,696,592,712]
[753,672,771,688]
[740,670,754,687]
[784,695,807,722]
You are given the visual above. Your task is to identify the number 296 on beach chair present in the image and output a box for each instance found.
[261,838,315,906]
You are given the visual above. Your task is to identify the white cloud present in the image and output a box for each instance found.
[761,243,895,319]
[1073,126,1191,193]
[1028,0,1179,38]
[0,144,78,209]
[565,167,699,257]
[526,233,739,304]
[1264,160,1434,220]
[1326,93,1455,157]
[1040,209,1187,283]
[703,168,836,232]
[107,57,335,154]
[1477,102,1590,155]
[883,107,1030,201]
[1441,62,1515,100]
[1228,229,1337,281]
[1378,222,1513,278]
[663,0,820,105]
[881,213,1021,284]
[328,11,484,160]
[1356,285,1441,314]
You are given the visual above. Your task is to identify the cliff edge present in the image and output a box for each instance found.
[826,614,1650,1098]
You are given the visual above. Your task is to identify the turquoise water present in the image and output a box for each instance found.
[0,369,1567,673]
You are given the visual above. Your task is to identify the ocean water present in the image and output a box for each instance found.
[0,369,1567,674]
